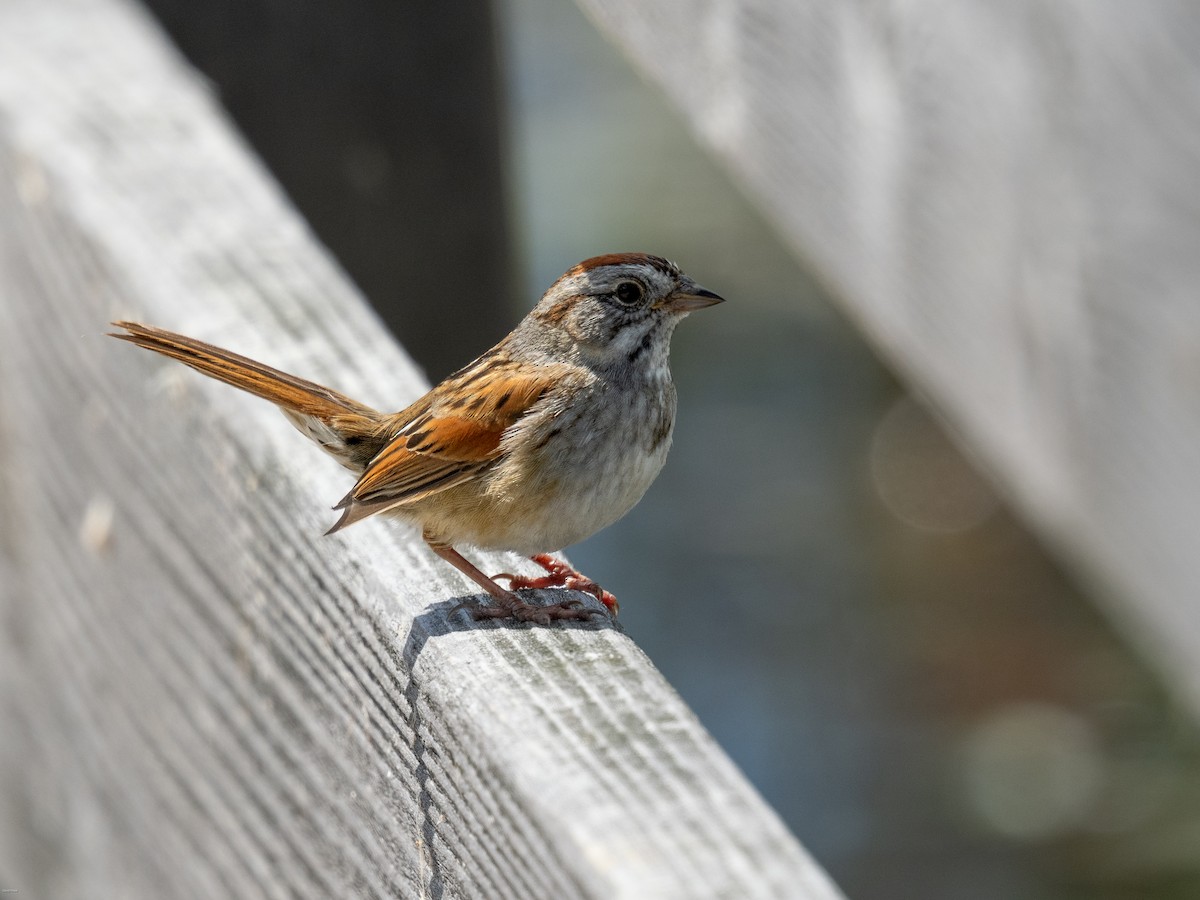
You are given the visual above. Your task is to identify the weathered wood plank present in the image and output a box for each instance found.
[574,0,1200,712]
[0,0,842,897]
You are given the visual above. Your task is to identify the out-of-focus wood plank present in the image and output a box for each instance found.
[0,0,842,897]
[575,0,1200,711]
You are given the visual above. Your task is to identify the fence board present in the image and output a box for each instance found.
[0,1,841,897]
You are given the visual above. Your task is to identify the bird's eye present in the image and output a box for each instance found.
[614,281,644,306]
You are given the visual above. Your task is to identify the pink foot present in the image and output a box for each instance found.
[494,554,620,616]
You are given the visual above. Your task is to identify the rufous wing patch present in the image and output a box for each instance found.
[326,363,567,531]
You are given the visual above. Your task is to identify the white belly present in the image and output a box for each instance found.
[465,378,676,554]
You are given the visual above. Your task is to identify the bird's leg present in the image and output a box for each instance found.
[494,553,619,616]
[426,539,600,624]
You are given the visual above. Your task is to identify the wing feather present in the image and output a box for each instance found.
[326,359,565,533]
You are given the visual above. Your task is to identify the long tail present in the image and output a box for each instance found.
[110,321,388,471]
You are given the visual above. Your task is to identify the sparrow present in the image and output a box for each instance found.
[111,253,723,623]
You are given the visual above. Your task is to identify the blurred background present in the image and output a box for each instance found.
[137,0,1200,897]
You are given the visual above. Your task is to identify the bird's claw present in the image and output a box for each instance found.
[494,554,620,616]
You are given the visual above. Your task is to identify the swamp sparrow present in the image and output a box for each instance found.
[111,253,723,623]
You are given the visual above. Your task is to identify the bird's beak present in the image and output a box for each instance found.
[654,282,725,313]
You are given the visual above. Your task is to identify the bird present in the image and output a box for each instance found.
[110,252,723,624]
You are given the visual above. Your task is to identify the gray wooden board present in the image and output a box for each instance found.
[0,0,842,897]
[574,0,1200,713]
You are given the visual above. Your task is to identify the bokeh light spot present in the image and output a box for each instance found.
[870,396,999,533]
[961,702,1105,840]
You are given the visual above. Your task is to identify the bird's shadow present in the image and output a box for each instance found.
[397,589,620,898]
[403,588,621,660]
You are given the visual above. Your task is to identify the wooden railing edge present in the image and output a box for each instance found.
[0,1,843,897]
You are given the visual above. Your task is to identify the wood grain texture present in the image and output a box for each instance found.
[0,0,842,897]
[574,0,1200,712]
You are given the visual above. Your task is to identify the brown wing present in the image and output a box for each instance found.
[325,358,564,533]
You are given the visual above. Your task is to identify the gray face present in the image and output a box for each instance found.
[521,254,713,377]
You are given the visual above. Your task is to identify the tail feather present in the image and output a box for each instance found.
[110,321,388,470]
[323,494,399,535]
